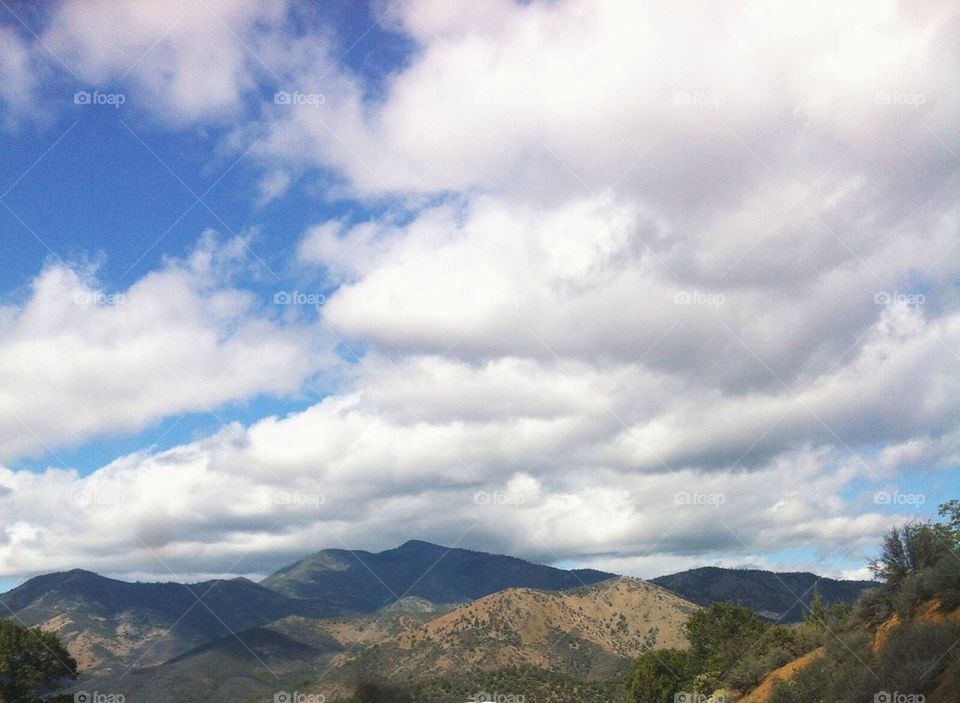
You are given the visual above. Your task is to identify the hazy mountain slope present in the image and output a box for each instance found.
[651,567,877,621]
[72,606,446,703]
[0,568,320,674]
[80,616,347,703]
[261,540,615,610]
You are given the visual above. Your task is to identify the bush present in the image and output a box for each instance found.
[852,587,893,627]
[623,648,690,703]
[770,656,833,703]
[926,554,960,611]
[876,621,960,694]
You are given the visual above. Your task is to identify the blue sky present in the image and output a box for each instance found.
[0,0,958,587]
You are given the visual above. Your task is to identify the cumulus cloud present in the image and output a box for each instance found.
[42,0,290,124]
[0,0,957,581]
[0,233,325,461]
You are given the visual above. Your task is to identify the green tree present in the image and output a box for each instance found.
[937,500,960,548]
[870,521,953,591]
[623,648,690,703]
[805,589,850,632]
[684,602,767,676]
[0,620,77,703]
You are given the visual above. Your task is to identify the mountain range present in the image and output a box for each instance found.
[651,566,878,622]
[0,541,877,702]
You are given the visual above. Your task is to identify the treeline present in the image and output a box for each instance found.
[624,500,960,702]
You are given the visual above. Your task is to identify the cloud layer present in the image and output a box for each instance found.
[1,0,958,582]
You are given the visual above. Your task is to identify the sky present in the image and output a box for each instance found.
[0,0,958,589]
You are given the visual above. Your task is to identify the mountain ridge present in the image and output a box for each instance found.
[651,565,878,622]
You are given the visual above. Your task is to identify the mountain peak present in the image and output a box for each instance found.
[395,539,446,551]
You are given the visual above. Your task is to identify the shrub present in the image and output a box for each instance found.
[623,648,690,703]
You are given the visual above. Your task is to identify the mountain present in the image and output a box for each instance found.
[332,577,698,688]
[0,541,614,678]
[261,539,616,609]
[651,566,878,622]
[0,568,323,674]
[84,616,349,703]
[77,577,699,703]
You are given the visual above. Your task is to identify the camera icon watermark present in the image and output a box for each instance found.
[874,91,925,108]
[74,291,126,306]
[873,491,925,506]
[474,491,525,507]
[674,290,726,307]
[873,290,925,306]
[74,692,125,703]
[274,692,325,703]
[874,692,925,703]
[673,91,726,107]
[273,290,326,309]
[674,491,726,507]
[274,91,325,107]
[73,90,126,108]
[274,492,325,508]
[74,490,126,508]
[471,691,525,703]
[674,693,726,703]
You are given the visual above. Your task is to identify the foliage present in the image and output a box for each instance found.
[0,620,78,703]
[869,521,953,591]
[623,648,690,703]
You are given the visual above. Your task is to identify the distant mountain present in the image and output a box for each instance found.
[0,568,323,674]
[261,539,616,610]
[651,567,878,622]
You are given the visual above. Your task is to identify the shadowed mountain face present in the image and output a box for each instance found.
[260,540,616,609]
[651,567,878,622]
[0,568,325,674]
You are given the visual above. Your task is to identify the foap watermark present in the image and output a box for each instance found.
[74,291,126,306]
[274,491,325,508]
[470,691,525,703]
[873,290,925,306]
[274,91,325,107]
[674,694,728,703]
[874,91,925,108]
[673,91,726,107]
[74,490,125,508]
[674,491,726,507]
[874,692,925,703]
[274,692,326,703]
[674,290,725,307]
[74,692,125,703]
[474,491,526,507]
[74,90,126,108]
[274,290,326,308]
[874,491,925,506]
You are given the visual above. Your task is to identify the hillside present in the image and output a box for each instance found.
[652,567,877,622]
[67,578,697,703]
[82,616,347,703]
[319,577,698,692]
[0,542,614,681]
[0,569,320,674]
[261,540,615,608]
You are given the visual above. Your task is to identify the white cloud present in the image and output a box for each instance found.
[0,0,957,582]
[43,0,290,124]
[0,234,325,462]
[0,26,40,125]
